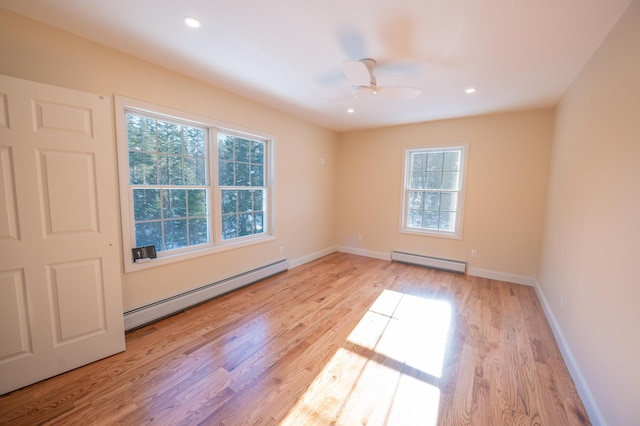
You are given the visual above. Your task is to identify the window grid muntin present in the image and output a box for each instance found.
[131,186,210,251]
[406,189,458,232]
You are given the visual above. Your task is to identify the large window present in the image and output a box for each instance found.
[401,145,467,238]
[115,97,273,271]
[127,114,210,252]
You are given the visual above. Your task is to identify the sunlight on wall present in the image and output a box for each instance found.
[281,289,452,425]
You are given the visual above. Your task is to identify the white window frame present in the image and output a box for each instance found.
[215,129,271,242]
[400,144,468,239]
[115,96,275,272]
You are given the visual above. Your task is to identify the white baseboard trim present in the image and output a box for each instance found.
[289,246,340,269]
[123,259,289,331]
[467,267,536,287]
[533,281,605,426]
[334,247,536,287]
[336,245,391,261]
[391,251,466,274]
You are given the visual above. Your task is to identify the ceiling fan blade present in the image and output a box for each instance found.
[377,86,422,100]
[341,60,371,87]
[337,27,367,60]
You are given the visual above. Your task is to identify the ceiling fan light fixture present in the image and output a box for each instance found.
[184,17,201,28]
[353,85,377,98]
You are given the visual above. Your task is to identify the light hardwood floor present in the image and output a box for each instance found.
[0,253,590,425]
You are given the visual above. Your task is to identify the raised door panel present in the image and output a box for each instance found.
[0,269,32,361]
[48,259,106,343]
[32,99,94,137]
[38,150,99,235]
[0,146,19,240]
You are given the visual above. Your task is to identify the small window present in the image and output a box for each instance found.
[401,145,467,238]
[115,96,274,271]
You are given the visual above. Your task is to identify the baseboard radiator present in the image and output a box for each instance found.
[123,259,289,331]
[391,251,466,274]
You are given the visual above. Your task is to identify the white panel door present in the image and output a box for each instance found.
[0,75,125,395]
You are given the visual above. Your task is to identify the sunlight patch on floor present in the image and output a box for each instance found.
[281,289,452,425]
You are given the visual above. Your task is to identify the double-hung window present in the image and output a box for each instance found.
[115,96,273,271]
[126,113,210,252]
[218,132,267,240]
[401,145,467,238]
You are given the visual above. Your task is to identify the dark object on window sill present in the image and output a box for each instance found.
[132,245,157,263]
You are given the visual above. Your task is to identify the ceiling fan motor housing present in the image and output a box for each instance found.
[353,83,377,97]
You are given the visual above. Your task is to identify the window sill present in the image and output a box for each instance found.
[123,234,276,273]
[400,227,462,240]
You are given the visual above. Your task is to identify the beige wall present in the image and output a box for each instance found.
[0,10,338,310]
[538,1,640,424]
[336,109,554,279]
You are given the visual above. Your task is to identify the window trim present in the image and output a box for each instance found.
[400,144,468,240]
[115,95,275,273]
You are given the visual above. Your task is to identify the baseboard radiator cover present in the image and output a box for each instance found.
[391,251,466,274]
[123,259,289,331]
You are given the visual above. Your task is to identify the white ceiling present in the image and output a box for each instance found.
[1,0,632,132]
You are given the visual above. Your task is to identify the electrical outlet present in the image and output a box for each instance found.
[471,249,478,257]
[357,234,363,241]
[279,246,284,255]
[560,293,564,308]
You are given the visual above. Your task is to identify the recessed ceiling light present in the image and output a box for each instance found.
[347,108,355,114]
[465,87,477,94]
[184,17,201,28]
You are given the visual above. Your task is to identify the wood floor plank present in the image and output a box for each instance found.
[0,253,590,425]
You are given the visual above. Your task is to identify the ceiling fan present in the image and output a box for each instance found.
[342,58,422,100]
